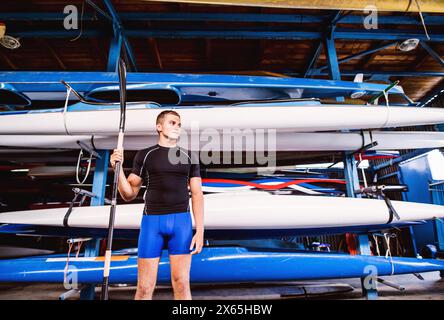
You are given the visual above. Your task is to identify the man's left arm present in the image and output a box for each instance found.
[189,177,204,255]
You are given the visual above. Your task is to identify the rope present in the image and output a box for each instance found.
[63,242,74,286]
[70,0,85,42]
[63,87,72,135]
[372,234,381,257]
[384,233,395,276]
[64,240,83,287]
[414,0,431,40]
[383,89,389,107]
[373,233,396,275]
[76,241,83,258]
[76,149,93,185]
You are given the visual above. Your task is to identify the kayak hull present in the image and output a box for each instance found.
[1,192,443,230]
[2,104,444,135]
[0,247,443,284]
[2,131,444,151]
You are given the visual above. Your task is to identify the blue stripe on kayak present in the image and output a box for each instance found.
[203,183,246,188]
[0,100,321,115]
[298,182,339,190]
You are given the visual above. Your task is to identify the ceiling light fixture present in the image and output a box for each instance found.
[396,38,420,52]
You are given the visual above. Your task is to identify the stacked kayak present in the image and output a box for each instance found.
[0,247,443,284]
[2,130,444,151]
[2,103,444,136]
[0,192,443,231]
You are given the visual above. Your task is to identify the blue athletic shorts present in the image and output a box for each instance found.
[138,212,193,259]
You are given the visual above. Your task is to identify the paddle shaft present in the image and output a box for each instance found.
[101,131,124,300]
[101,59,127,300]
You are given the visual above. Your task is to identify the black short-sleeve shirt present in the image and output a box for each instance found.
[131,144,201,215]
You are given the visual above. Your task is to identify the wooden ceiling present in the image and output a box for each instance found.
[0,0,443,103]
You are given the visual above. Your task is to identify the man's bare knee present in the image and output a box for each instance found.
[138,285,155,295]
[136,282,156,299]
[139,279,156,290]
[172,276,189,292]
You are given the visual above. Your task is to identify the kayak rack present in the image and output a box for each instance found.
[376,278,405,291]
[355,185,409,224]
[59,286,85,300]
[76,150,110,300]
[64,188,111,227]
[75,140,100,185]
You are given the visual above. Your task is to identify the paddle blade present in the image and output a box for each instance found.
[118,58,127,131]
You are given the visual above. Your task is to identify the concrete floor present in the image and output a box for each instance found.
[0,271,443,300]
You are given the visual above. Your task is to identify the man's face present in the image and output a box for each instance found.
[157,114,181,140]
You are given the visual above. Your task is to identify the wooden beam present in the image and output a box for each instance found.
[144,0,444,13]
[89,38,107,69]
[205,38,212,70]
[41,39,66,70]
[0,49,18,70]
[146,21,163,70]
[410,46,432,71]
[148,37,163,70]
[361,41,388,69]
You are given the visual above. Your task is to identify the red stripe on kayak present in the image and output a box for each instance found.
[357,155,398,160]
[202,178,346,190]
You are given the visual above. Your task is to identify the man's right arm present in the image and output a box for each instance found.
[110,149,142,202]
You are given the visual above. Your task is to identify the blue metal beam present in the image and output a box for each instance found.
[308,70,444,77]
[90,150,110,207]
[333,29,444,41]
[101,0,137,71]
[324,36,341,81]
[328,12,373,290]
[420,41,444,67]
[323,11,343,101]
[122,37,137,71]
[10,29,444,42]
[343,152,361,198]
[107,35,122,72]
[372,148,433,172]
[304,41,323,78]
[85,0,113,22]
[316,41,398,72]
[1,12,443,25]
[376,171,400,181]
[80,150,109,300]
[323,16,373,294]
[344,150,374,298]
[11,30,108,38]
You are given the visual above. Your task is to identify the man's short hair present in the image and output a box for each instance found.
[156,110,181,134]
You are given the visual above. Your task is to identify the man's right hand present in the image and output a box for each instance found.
[110,148,124,170]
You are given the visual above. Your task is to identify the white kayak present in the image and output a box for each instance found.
[2,103,444,135]
[0,192,443,230]
[1,130,444,151]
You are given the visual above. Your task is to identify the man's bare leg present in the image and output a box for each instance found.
[169,254,192,300]
[135,257,160,300]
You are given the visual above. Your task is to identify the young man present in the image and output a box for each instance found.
[110,110,204,300]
